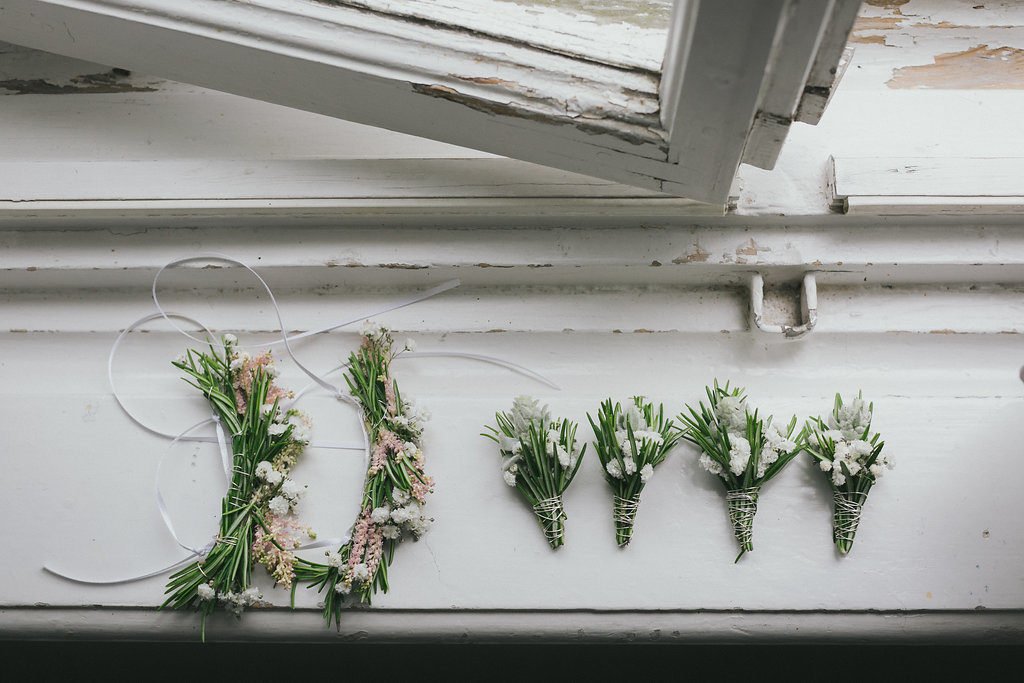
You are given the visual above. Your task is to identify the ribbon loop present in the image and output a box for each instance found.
[47,255,557,585]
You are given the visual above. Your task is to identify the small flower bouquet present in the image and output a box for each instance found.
[295,323,433,628]
[483,396,585,549]
[164,335,314,640]
[803,393,892,555]
[679,381,800,562]
[588,397,680,546]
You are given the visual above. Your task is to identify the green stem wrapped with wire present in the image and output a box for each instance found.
[163,335,313,641]
[294,323,433,629]
[678,381,801,562]
[588,397,680,547]
[484,396,585,549]
[803,392,892,555]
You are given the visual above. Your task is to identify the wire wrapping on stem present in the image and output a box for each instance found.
[612,494,641,547]
[725,486,759,562]
[532,496,566,549]
[833,490,867,555]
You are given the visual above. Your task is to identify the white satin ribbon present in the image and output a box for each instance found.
[44,254,558,585]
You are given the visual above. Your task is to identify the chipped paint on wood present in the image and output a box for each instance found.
[849,34,889,45]
[0,69,157,95]
[888,45,1024,89]
[672,244,711,264]
[324,0,674,71]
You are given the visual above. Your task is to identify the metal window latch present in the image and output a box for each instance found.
[749,272,817,340]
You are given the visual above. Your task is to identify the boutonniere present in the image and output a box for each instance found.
[803,392,892,554]
[589,397,680,546]
[679,381,801,561]
[484,396,585,548]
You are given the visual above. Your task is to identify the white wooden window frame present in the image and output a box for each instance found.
[0,0,858,204]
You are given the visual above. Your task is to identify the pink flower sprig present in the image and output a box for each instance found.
[295,322,432,628]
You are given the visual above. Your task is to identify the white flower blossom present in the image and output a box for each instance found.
[360,321,382,338]
[623,457,637,475]
[699,453,724,476]
[268,495,290,516]
[624,403,648,431]
[334,581,351,595]
[370,506,392,524]
[832,468,847,486]
[830,396,871,440]
[765,424,796,455]
[197,583,216,601]
[869,464,884,478]
[281,478,305,501]
[229,357,245,372]
[819,459,833,472]
[509,396,551,439]
[382,524,401,540]
[635,430,665,446]
[556,445,572,468]
[606,460,624,479]
[223,334,238,346]
[391,503,420,525]
[325,551,343,568]
[640,463,654,483]
[503,469,517,486]
[268,422,288,436]
[350,563,371,583]
[393,488,411,506]
[716,396,747,430]
[403,338,417,352]
[406,515,432,536]
[728,434,751,476]
[242,587,261,605]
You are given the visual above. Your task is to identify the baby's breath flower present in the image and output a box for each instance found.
[281,478,304,501]
[197,583,216,601]
[268,496,290,516]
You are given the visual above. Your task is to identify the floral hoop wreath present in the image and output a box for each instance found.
[295,323,433,627]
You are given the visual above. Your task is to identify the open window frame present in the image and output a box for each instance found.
[0,0,859,204]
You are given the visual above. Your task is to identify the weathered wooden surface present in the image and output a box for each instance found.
[0,1,1023,642]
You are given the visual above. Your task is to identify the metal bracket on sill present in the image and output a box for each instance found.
[750,272,817,340]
